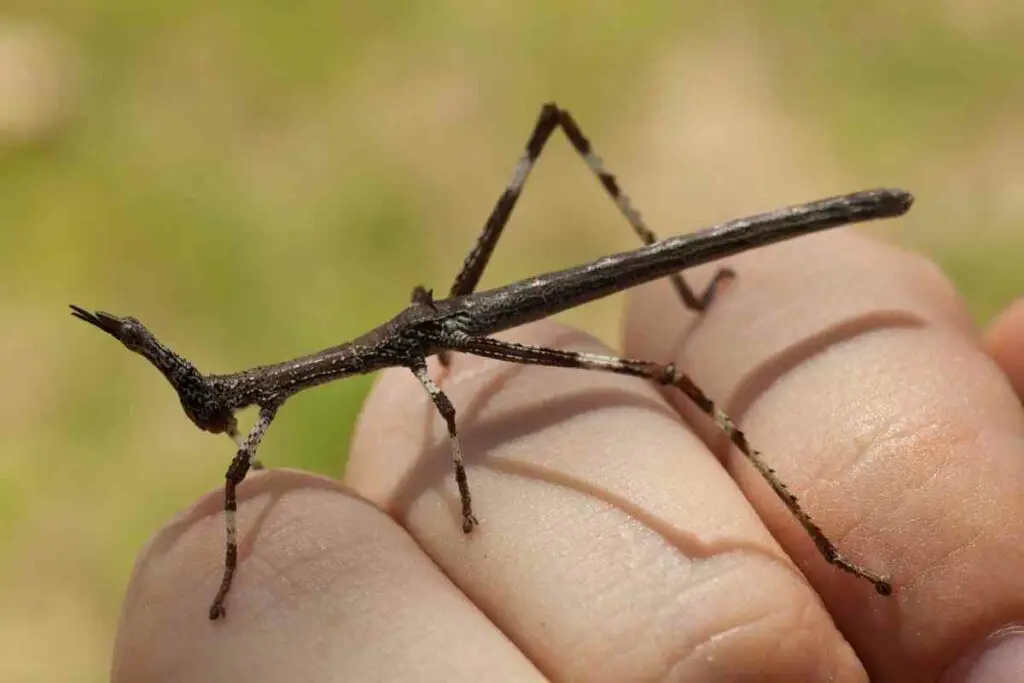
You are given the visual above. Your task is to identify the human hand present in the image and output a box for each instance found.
[112,230,1024,682]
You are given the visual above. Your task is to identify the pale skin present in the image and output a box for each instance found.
[112,232,1024,683]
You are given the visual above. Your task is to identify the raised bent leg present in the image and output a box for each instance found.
[449,102,732,311]
[209,403,279,620]
[443,333,892,595]
[410,359,478,532]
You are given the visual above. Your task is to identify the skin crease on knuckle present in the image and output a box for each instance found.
[347,323,868,682]
[625,231,1024,681]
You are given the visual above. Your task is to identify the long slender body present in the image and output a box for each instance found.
[206,188,910,409]
[71,102,914,620]
[451,189,910,336]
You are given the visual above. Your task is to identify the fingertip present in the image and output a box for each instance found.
[112,470,374,680]
[112,469,540,682]
[984,297,1024,401]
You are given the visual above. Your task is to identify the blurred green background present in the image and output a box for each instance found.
[1,2,1021,680]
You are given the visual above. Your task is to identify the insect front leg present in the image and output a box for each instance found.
[209,403,279,620]
[228,424,264,470]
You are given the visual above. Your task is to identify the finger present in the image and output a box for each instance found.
[111,469,543,683]
[984,296,1024,401]
[624,229,1024,682]
[347,321,868,682]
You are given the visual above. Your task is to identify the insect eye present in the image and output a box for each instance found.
[119,317,147,349]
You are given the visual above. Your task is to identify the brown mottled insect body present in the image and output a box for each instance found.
[72,103,911,619]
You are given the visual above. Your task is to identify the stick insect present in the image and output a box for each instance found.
[71,103,913,620]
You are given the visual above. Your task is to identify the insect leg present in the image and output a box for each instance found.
[445,334,892,595]
[410,360,478,533]
[209,403,279,620]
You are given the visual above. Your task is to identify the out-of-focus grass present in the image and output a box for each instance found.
[0,3,1021,681]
